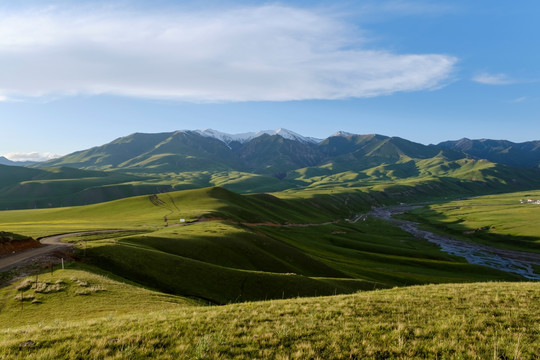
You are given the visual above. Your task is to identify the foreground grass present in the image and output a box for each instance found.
[0,264,196,328]
[405,190,540,253]
[0,282,538,359]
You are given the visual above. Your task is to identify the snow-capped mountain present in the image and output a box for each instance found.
[194,128,321,145]
[331,131,356,137]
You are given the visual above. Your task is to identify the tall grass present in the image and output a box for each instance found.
[0,282,538,359]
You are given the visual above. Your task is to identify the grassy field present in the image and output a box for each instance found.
[0,263,196,328]
[0,187,362,238]
[0,187,527,304]
[404,190,540,253]
[0,280,538,359]
[74,217,518,304]
[0,187,538,358]
[258,218,521,285]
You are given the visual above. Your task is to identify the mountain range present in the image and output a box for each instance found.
[0,156,37,167]
[438,138,540,169]
[29,129,465,173]
[1,128,539,209]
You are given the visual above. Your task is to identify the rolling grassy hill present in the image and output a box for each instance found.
[0,279,538,359]
[0,264,196,328]
[1,130,538,358]
[0,187,525,304]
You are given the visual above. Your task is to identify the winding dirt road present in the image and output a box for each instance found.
[369,206,540,280]
[0,230,123,272]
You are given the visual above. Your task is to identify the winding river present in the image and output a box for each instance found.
[368,206,540,280]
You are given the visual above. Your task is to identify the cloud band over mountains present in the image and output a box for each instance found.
[0,5,457,102]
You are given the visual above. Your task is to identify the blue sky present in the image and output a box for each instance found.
[1,0,539,161]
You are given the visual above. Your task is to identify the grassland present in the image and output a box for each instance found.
[0,186,539,358]
[0,280,538,359]
[0,187,523,305]
[0,187,359,238]
[404,190,540,253]
[0,263,196,328]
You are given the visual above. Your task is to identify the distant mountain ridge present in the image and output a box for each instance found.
[34,129,460,174]
[0,156,38,167]
[195,128,322,145]
[29,129,540,172]
[3,128,540,210]
[438,138,540,169]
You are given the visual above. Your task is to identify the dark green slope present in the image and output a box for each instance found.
[236,134,322,175]
[35,131,323,174]
[115,131,242,172]
[439,138,540,168]
[0,164,171,209]
[34,131,241,172]
[34,132,174,169]
[319,134,441,159]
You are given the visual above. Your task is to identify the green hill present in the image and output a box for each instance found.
[0,187,523,304]
[0,264,196,328]
[0,281,538,359]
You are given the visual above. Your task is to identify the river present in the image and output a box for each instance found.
[368,206,540,280]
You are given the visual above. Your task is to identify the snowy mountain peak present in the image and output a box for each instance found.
[331,131,356,137]
[193,128,321,144]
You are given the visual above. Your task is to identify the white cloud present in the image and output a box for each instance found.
[509,96,527,103]
[0,5,457,102]
[5,152,61,162]
[472,72,515,85]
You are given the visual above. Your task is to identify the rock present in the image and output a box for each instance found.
[19,340,35,348]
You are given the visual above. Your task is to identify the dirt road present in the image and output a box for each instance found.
[369,206,540,280]
[0,230,123,272]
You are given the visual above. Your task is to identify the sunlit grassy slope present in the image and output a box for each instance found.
[405,190,540,253]
[1,281,538,359]
[0,187,363,237]
[0,187,522,304]
[0,264,196,328]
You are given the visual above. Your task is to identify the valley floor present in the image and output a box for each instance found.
[369,206,540,280]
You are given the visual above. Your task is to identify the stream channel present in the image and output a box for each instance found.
[368,206,540,280]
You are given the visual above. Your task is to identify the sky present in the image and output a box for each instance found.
[0,0,539,161]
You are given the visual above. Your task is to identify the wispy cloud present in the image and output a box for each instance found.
[4,152,61,162]
[0,4,457,102]
[472,72,516,85]
[509,96,527,103]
